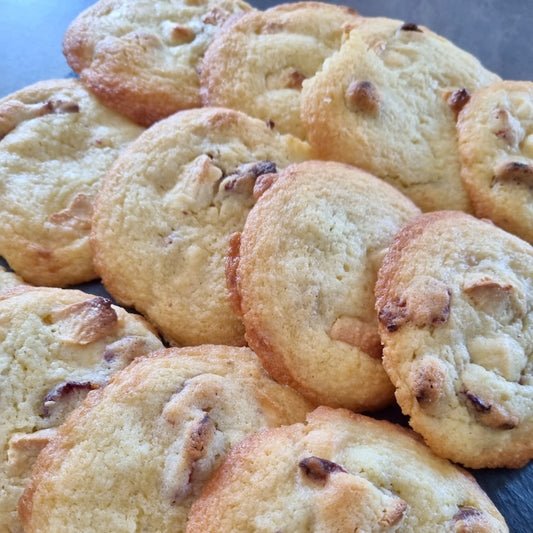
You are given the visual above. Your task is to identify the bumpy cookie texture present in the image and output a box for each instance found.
[301,16,501,212]
[186,406,508,532]
[0,78,143,287]
[0,266,27,292]
[91,107,311,346]
[200,1,360,139]
[19,345,312,533]
[375,211,533,469]
[0,286,163,533]
[63,0,252,126]
[226,160,420,410]
[457,80,533,244]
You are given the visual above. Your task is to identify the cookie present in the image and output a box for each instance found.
[0,78,143,287]
[226,160,420,410]
[0,286,163,533]
[19,344,313,533]
[457,80,533,244]
[200,1,360,139]
[300,16,501,212]
[0,266,26,293]
[63,0,253,126]
[91,107,311,346]
[375,211,533,469]
[186,406,508,532]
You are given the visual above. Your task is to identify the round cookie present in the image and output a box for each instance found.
[226,160,420,410]
[199,1,360,139]
[375,211,533,469]
[63,0,253,126]
[19,345,313,533]
[0,78,143,287]
[0,286,163,533]
[300,16,501,212]
[457,80,533,244]
[91,107,311,346]
[186,406,508,532]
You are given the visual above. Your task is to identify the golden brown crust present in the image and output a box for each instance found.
[301,16,500,212]
[225,232,244,317]
[63,0,253,126]
[375,211,533,468]
[91,107,310,346]
[0,287,163,532]
[19,345,312,532]
[187,407,508,532]
[200,1,360,138]
[231,159,420,410]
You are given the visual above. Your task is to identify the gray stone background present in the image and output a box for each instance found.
[0,0,532,96]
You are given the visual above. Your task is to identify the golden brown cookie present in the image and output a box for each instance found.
[458,80,533,244]
[200,1,360,138]
[0,286,163,533]
[375,211,533,468]
[19,345,312,533]
[63,0,253,126]
[301,16,501,212]
[91,107,311,346]
[0,78,143,287]
[227,160,420,410]
[186,407,508,532]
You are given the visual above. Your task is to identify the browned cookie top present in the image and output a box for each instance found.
[91,107,311,346]
[19,345,312,533]
[301,16,500,212]
[227,159,420,410]
[0,286,163,532]
[186,407,508,532]
[200,1,360,138]
[63,0,253,126]
[375,211,533,469]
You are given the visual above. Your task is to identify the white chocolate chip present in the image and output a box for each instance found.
[468,335,527,382]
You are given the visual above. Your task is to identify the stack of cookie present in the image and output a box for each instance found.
[0,0,531,531]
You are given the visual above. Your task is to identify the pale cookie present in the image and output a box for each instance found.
[200,1,360,139]
[226,160,420,410]
[0,78,143,287]
[0,286,163,533]
[19,345,313,533]
[63,0,252,126]
[458,80,533,244]
[0,266,27,293]
[91,107,311,346]
[375,211,533,469]
[186,406,508,532]
[301,16,501,212]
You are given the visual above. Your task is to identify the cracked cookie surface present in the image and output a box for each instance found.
[19,345,312,533]
[375,211,533,468]
[300,16,500,212]
[91,107,311,346]
[226,160,420,410]
[0,286,163,533]
[457,80,533,244]
[186,406,508,532]
[0,78,143,287]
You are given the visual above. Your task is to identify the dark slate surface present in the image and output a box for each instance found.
[0,1,532,532]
